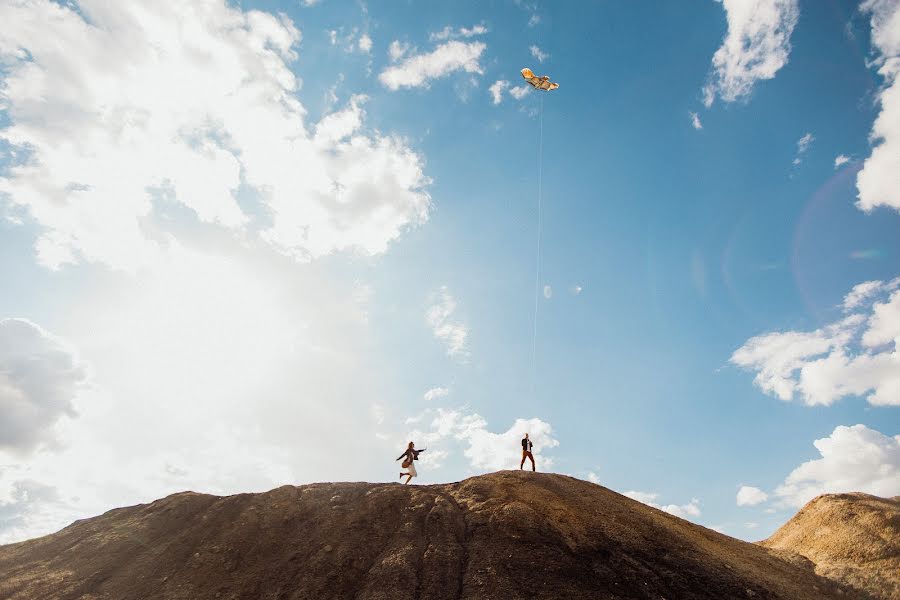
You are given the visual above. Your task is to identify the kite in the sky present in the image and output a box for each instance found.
[521,68,559,91]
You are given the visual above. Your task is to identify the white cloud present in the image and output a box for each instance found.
[429,24,488,42]
[0,242,400,543]
[624,490,702,520]
[314,94,368,145]
[461,25,488,37]
[792,132,815,165]
[843,280,885,310]
[510,85,530,100]
[0,479,72,545]
[0,319,86,454]
[430,26,455,42]
[489,79,509,104]
[529,45,548,63]
[0,1,431,270]
[774,424,900,507]
[661,499,701,519]
[587,471,601,484]
[731,278,900,406]
[358,33,372,53]
[406,408,559,472]
[426,287,469,359]
[702,0,799,107]
[327,27,372,55]
[745,522,759,529]
[736,485,769,506]
[571,285,583,295]
[388,40,409,62]
[690,111,703,130]
[834,154,851,168]
[301,0,321,6]
[543,285,553,299]
[379,40,486,91]
[0,0,439,545]
[624,490,660,505]
[514,0,540,28]
[856,0,900,212]
[423,386,449,401]
[797,133,815,152]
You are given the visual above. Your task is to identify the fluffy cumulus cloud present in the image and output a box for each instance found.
[834,154,851,168]
[489,79,510,104]
[0,0,441,545]
[426,287,469,359]
[703,0,799,107]
[0,319,86,454]
[843,280,885,310]
[379,40,486,91]
[856,0,900,213]
[624,491,702,520]
[774,425,900,507]
[405,408,559,472]
[736,485,769,506]
[732,278,900,406]
[0,0,431,270]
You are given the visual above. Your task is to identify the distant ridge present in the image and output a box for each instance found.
[762,492,900,599]
[0,471,867,599]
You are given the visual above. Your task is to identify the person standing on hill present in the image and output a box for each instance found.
[397,441,425,484]
[520,433,535,471]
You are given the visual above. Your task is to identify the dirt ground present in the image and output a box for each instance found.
[762,492,899,600]
[0,471,875,599]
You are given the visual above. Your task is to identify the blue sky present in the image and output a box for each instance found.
[1,0,899,543]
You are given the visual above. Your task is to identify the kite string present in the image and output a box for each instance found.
[530,93,544,399]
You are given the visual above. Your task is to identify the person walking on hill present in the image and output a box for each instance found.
[521,433,535,471]
[397,441,425,484]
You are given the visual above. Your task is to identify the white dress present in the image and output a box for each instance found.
[407,455,417,477]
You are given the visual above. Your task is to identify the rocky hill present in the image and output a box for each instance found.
[762,492,899,600]
[0,471,868,600]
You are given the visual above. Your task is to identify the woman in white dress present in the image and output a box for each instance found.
[396,441,425,484]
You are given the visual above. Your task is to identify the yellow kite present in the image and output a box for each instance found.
[521,68,559,91]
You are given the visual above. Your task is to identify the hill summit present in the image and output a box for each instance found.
[0,471,875,599]
[762,492,900,600]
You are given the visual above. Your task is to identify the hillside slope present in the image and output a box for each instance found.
[762,492,899,600]
[0,471,863,600]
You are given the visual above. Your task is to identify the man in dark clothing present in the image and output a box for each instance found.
[520,433,535,471]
